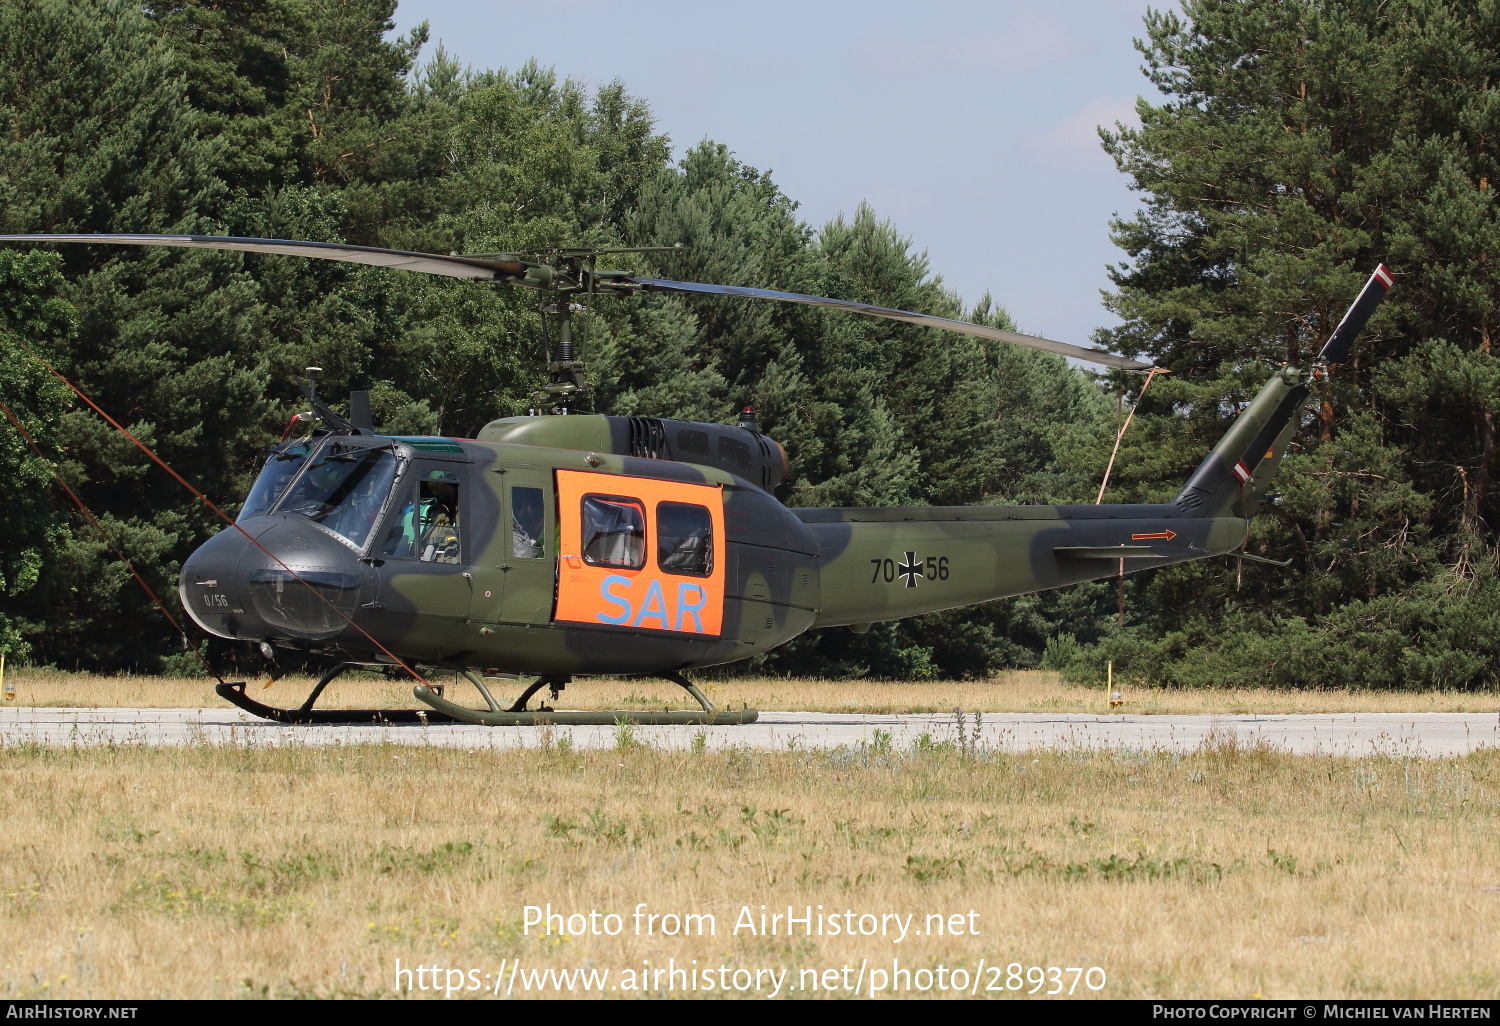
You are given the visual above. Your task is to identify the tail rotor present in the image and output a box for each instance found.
[1317,264,1396,366]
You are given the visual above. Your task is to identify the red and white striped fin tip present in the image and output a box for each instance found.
[1373,264,1395,288]
[1232,462,1252,484]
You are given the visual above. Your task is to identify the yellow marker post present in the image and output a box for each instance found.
[1108,660,1122,709]
[1,652,11,701]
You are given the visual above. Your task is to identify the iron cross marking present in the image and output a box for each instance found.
[896,551,924,588]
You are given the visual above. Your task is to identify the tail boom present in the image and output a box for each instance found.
[795,264,1393,630]
[798,505,1247,627]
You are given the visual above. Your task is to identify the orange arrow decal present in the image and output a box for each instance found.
[1131,529,1177,541]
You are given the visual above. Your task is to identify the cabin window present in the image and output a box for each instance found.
[581,494,646,569]
[656,502,713,577]
[511,486,545,558]
[377,466,462,563]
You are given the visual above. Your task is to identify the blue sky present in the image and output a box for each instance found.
[391,0,1168,347]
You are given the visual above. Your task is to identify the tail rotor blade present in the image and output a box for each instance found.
[1317,264,1395,364]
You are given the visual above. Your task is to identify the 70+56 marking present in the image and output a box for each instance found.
[870,552,949,588]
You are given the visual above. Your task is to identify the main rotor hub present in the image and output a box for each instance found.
[483,245,684,415]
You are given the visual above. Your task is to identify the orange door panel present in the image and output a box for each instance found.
[554,470,726,636]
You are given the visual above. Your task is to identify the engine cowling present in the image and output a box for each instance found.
[477,414,788,490]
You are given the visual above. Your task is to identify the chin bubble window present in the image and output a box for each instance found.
[581,495,646,569]
[656,502,713,577]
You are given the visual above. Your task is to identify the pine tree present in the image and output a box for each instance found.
[1087,0,1500,688]
[0,0,248,667]
[0,252,76,660]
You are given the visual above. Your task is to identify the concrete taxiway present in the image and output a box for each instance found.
[1,706,1497,757]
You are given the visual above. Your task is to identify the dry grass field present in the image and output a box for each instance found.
[6,667,1500,715]
[0,734,1496,1000]
[4,668,1496,1000]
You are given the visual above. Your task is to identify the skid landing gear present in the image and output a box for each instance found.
[216,662,462,724]
[412,671,758,726]
[217,664,757,726]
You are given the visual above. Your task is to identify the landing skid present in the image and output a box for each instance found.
[215,662,459,724]
[412,670,759,726]
[216,663,757,726]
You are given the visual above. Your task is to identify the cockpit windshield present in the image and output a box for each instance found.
[272,445,401,549]
[239,443,311,521]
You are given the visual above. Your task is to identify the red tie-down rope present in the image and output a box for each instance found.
[1095,366,1169,625]
[1095,366,1168,505]
[5,335,428,686]
[0,396,226,682]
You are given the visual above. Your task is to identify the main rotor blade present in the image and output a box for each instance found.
[0,234,1155,369]
[1317,263,1395,364]
[622,276,1154,371]
[0,234,526,280]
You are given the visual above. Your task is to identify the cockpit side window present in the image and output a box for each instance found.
[274,447,398,548]
[377,480,419,559]
[376,464,462,563]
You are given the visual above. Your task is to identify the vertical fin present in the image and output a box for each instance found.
[1173,368,1309,516]
[1174,265,1395,517]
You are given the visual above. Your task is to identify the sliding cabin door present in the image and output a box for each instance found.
[465,464,556,626]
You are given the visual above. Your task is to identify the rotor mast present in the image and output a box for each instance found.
[512,245,685,415]
[538,298,588,414]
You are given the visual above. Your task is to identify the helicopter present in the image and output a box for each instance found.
[0,233,1393,725]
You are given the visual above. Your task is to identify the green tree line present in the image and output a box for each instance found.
[1075,0,1500,689]
[0,0,1115,677]
[5,0,1496,689]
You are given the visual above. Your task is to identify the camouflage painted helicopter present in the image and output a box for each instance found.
[0,233,1393,725]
